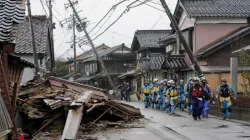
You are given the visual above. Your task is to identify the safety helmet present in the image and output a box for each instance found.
[201,77,207,83]
[180,79,184,84]
[193,77,200,84]
[167,80,171,84]
[160,80,164,84]
[153,78,158,83]
[163,79,168,82]
[189,77,194,82]
[221,78,227,83]
[169,80,175,85]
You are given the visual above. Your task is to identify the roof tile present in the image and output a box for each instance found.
[181,0,250,17]
[15,16,49,54]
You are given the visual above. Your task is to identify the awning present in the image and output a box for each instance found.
[74,75,97,82]
[162,54,189,69]
[117,70,136,79]
[139,55,165,71]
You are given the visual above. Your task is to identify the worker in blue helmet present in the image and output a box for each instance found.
[178,79,185,111]
[142,80,152,108]
[216,78,236,120]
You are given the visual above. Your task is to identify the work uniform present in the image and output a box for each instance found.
[184,82,192,114]
[216,85,235,119]
[202,84,212,118]
[151,83,160,108]
[142,84,152,108]
[162,86,171,110]
[156,85,166,110]
[166,87,179,114]
[189,85,204,120]
[178,84,185,111]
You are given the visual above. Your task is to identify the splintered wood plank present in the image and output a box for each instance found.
[76,91,93,103]
[61,106,84,140]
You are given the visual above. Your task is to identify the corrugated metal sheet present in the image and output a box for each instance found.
[0,94,12,137]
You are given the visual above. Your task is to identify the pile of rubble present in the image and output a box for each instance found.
[17,77,142,139]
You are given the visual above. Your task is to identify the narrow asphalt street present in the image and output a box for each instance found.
[123,101,250,140]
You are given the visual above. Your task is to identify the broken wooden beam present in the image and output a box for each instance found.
[61,106,84,140]
[87,106,112,128]
[32,113,62,137]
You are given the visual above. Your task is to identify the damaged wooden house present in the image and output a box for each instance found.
[17,77,142,139]
[159,0,250,91]
[0,0,36,139]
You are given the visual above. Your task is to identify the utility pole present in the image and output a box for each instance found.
[49,0,55,69]
[73,14,77,77]
[159,0,203,77]
[67,0,116,90]
[27,0,39,76]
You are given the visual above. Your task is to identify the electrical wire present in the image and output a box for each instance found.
[88,0,128,34]
[39,0,49,17]
[79,0,149,45]
[55,29,70,53]
[151,14,163,29]
[90,9,116,37]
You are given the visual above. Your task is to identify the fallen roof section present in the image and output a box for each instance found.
[17,77,142,139]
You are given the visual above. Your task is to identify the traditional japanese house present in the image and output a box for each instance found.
[65,43,110,80]
[0,0,36,138]
[159,0,250,92]
[75,44,136,90]
[15,15,55,83]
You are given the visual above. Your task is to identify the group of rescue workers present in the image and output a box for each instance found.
[142,77,236,120]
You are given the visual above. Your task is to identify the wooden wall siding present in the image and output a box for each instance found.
[203,34,250,66]
[0,54,18,138]
[104,60,134,74]
[205,73,247,93]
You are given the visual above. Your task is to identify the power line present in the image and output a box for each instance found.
[40,0,49,17]
[55,29,70,53]
[151,14,163,29]
[90,9,116,37]
[88,0,128,34]
[80,0,150,45]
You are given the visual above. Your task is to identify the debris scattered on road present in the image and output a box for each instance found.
[17,77,143,139]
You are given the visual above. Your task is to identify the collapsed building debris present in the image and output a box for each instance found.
[17,77,143,139]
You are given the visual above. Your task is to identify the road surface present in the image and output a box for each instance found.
[123,101,250,140]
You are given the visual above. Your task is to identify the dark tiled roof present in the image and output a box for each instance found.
[76,44,109,61]
[8,54,35,68]
[139,55,165,70]
[83,43,131,62]
[181,0,250,17]
[163,55,188,69]
[159,34,177,46]
[0,0,25,42]
[195,26,250,57]
[131,30,170,51]
[15,16,49,54]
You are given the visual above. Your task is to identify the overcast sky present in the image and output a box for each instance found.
[30,0,177,59]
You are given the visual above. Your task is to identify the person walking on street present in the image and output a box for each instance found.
[162,80,171,111]
[166,80,179,114]
[120,82,127,101]
[178,79,185,111]
[189,77,204,120]
[142,80,152,108]
[125,82,131,102]
[216,78,236,120]
[151,78,160,108]
[185,77,193,115]
[156,80,167,110]
[201,77,212,118]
